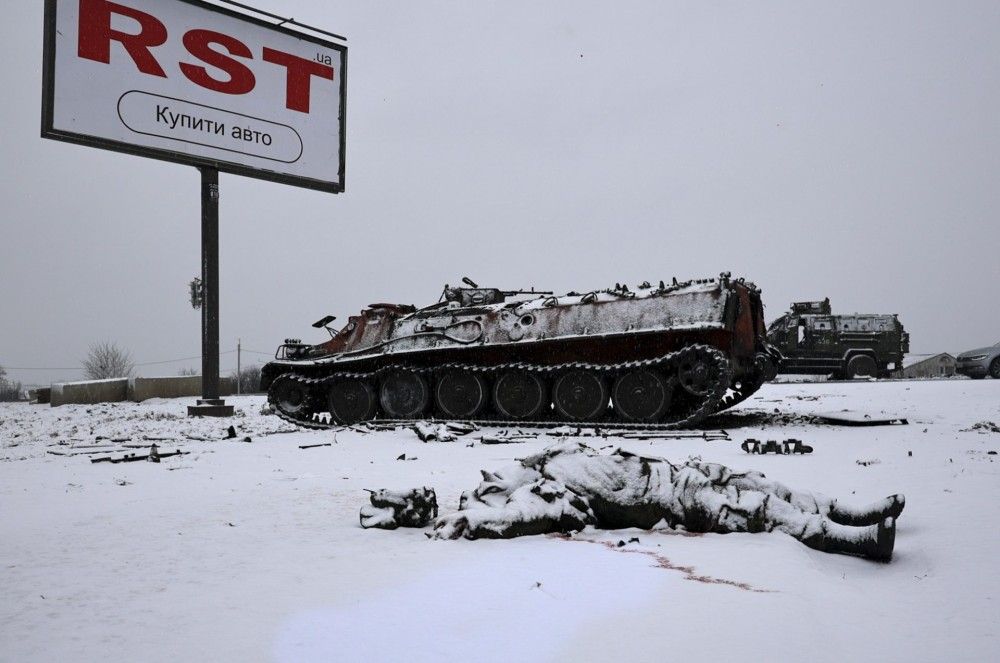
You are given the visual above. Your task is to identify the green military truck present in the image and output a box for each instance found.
[766,298,909,379]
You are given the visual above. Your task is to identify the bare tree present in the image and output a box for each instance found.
[82,342,135,380]
[0,365,24,402]
[178,367,199,376]
[230,364,262,394]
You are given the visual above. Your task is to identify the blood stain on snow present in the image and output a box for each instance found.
[549,534,773,593]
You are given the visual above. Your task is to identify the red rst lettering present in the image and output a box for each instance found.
[78,0,168,77]
[180,30,256,95]
[262,47,334,113]
[77,1,338,111]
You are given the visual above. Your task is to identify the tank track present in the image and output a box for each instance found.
[712,374,767,413]
[269,344,733,431]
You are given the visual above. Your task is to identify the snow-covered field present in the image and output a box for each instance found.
[2,381,998,662]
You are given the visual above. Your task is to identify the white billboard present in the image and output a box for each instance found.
[42,0,346,192]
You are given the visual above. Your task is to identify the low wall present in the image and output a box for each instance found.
[50,377,234,406]
[128,376,234,402]
[51,378,129,406]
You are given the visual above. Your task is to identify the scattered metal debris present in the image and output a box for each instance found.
[412,421,479,442]
[91,444,189,464]
[961,421,1000,434]
[741,438,814,455]
[479,430,539,445]
[815,411,908,426]
[477,426,729,444]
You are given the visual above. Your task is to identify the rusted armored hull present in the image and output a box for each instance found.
[263,275,780,429]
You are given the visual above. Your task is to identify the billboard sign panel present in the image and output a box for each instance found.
[42,0,346,192]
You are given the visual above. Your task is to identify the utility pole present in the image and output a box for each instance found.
[188,167,233,417]
[237,338,242,396]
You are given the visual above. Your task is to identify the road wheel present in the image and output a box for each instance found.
[613,369,670,422]
[379,371,429,418]
[990,358,1000,379]
[553,370,609,421]
[327,380,376,424]
[435,371,488,418]
[845,354,877,379]
[493,371,547,420]
[270,375,310,416]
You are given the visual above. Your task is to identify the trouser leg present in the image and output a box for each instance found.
[763,495,896,562]
[725,472,905,526]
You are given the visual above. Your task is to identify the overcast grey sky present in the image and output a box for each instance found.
[2,0,998,386]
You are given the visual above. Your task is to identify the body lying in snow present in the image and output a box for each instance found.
[432,441,904,562]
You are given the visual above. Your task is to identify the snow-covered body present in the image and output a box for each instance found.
[434,441,901,561]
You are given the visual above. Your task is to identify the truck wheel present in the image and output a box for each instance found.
[990,358,1000,379]
[845,354,877,379]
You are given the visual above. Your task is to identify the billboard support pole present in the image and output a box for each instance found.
[189,166,234,417]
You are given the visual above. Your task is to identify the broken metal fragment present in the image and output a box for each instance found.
[741,438,813,454]
[815,411,908,426]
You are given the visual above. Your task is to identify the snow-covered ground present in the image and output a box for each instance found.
[2,381,998,662]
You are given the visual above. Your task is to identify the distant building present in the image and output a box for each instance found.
[895,353,956,379]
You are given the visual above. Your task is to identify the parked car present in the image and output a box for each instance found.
[955,342,1000,379]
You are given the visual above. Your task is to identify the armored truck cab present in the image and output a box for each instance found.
[767,298,908,379]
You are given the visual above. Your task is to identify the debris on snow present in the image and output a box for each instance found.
[815,411,908,426]
[91,446,189,464]
[741,438,814,454]
[961,421,1000,434]
[412,421,479,442]
[479,430,538,445]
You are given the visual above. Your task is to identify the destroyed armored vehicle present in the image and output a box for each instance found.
[262,274,782,428]
[767,298,909,379]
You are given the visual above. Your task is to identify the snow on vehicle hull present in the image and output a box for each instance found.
[262,274,781,428]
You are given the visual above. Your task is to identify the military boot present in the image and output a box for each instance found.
[821,517,896,562]
[828,494,905,526]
